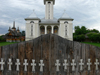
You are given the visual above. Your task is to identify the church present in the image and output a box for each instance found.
[25,0,74,41]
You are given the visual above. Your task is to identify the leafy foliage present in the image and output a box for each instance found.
[73,26,100,42]
[21,31,25,36]
[0,36,6,42]
[73,34,85,42]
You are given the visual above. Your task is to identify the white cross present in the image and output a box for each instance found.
[31,59,36,72]
[39,60,44,72]
[63,59,69,71]
[55,60,61,72]
[94,59,99,70]
[0,58,5,71]
[23,59,28,71]
[15,59,20,71]
[87,59,92,71]
[8,59,12,71]
[79,59,84,71]
[71,59,76,71]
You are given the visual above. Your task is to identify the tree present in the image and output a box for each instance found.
[87,33,100,42]
[21,31,25,36]
[91,29,99,33]
[73,25,100,42]
[73,34,85,42]
[0,36,5,42]
[81,26,87,34]
[74,26,81,35]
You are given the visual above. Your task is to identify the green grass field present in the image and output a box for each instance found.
[0,42,100,47]
[82,42,100,47]
[0,42,17,46]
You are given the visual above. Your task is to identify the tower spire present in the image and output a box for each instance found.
[44,0,55,19]
[8,27,11,31]
[17,27,20,33]
[12,21,16,30]
[13,21,15,28]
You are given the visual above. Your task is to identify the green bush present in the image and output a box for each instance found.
[0,36,6,42]
[73,34,85,42]
[87,33,100,42]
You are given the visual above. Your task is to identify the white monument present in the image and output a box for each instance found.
[55,59,60,71]
[8,59,12,71]
[0,58,5,71]
[15,59,20,71]
[31,59,36,72]
[71,59,76,71]
[25,0,74,41]
[23,59,28,71]
[63,59,69,71]
[87,59,92,71]
[94,59,99,70]
[79,59,84,71]
[39,60,44,72]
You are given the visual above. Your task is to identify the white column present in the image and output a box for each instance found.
[45,2,48,19]
[45,26,47,34]
[47,2,49,19]
[50,2,53,19]
[51,26,54,34]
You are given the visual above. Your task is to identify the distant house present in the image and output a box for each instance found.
[4,21,25,42]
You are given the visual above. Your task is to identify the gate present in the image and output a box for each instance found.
[0,34,100,75]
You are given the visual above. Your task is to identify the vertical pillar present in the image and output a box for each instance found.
[51,26,54,34]
[45,2,48,19]
[45,26,47,34]
[50,2,53,19]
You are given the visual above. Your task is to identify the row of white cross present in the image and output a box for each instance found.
[0,58,99,72]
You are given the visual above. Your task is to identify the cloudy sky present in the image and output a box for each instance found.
[0,0,100,35]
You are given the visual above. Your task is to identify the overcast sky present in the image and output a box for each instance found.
[0,0,100,35]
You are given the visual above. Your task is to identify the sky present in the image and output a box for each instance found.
[0,0,100,35]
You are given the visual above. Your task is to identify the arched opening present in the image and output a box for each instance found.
[47,26,51,34]
[48,1,51,3]
[40,26,45,35]
[54,26,58,34]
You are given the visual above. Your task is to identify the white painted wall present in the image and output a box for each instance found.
[25,20,39,41]
[59,20,73,41]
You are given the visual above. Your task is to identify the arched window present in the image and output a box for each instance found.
[47,26,51,34]
[54,26,58,34]
[30,21,34,36]
[64,21,68,37]
[48,1,51,3]
[40,26,45,35]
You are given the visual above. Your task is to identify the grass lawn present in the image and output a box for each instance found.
[0,42,17,46]
[82,42,100,47]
